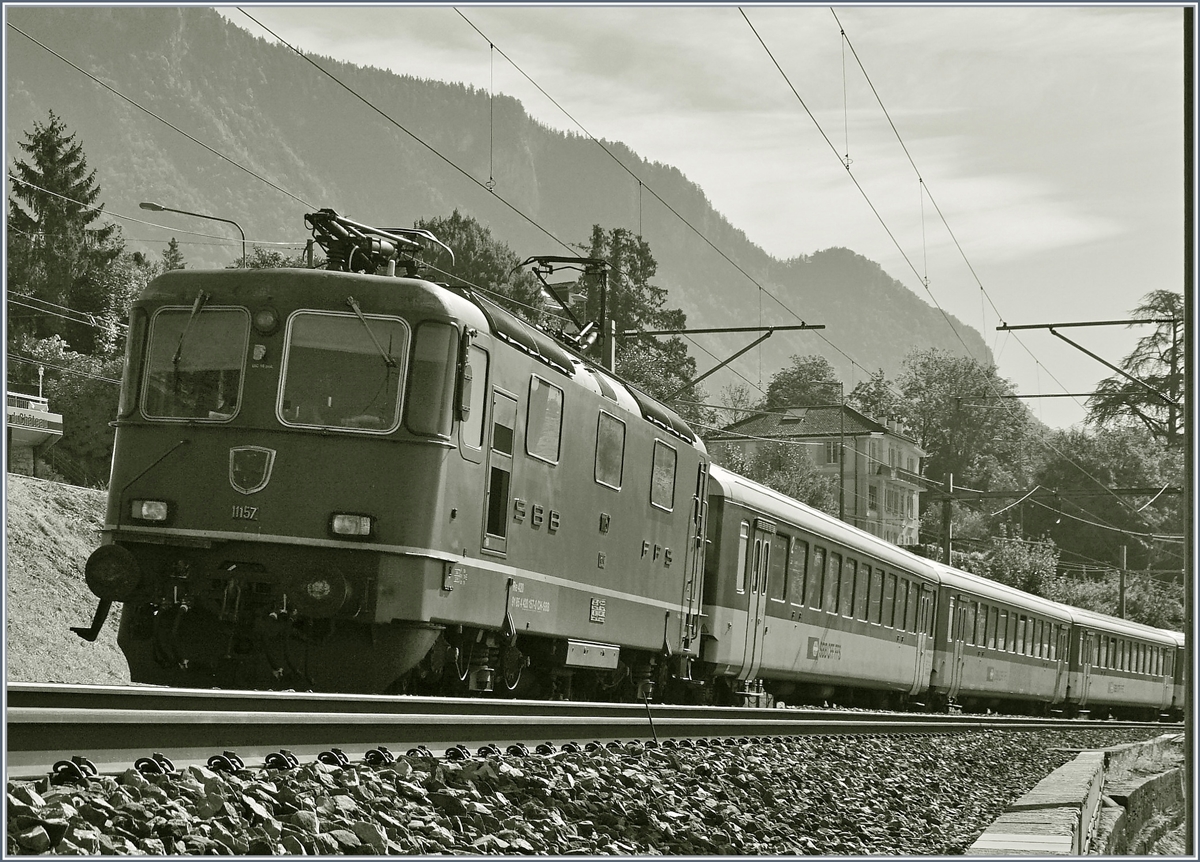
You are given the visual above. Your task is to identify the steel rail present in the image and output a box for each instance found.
[5,683,1174,781]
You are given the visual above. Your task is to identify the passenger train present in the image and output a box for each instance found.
[77,210,1184,720]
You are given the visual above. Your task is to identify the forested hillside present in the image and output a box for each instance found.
[5,5,990,389]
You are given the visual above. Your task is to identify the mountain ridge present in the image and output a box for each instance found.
[5,6,993,394]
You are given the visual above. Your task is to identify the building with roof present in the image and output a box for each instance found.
[705,404,925,545]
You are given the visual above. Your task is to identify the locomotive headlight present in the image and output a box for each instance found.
[130,499,170,522]
[330,513,375,538]
[252,306,280,334]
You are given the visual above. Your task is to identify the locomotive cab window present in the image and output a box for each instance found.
[650,440,677,511]
[407,321,457,437]
[143,305,249,420]
[279,311,408,432]
[595,411,626,489]
[526,376,564,463]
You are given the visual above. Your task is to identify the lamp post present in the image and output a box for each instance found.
[140,201,246,264]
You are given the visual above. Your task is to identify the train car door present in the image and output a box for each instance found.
[481,390,518,556]
[910,585,934,696]
[1052,626,1070,703]
[735,517,774,682]
[1079,630,1094,709]
[947,598,966,701]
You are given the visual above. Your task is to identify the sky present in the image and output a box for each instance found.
[222,6,1184,429]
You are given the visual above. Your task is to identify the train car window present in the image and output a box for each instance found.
[1048,624,1057,660]
[963,601,976,645]
[824,553,841,614]
[1099,636,1108,667]
[905,582,919,632]
[923,586,936,634]
[1015,616,1026,654]
[975,602,988,645]
[279,311,409,432]
[767,532,789,602]
[462,345,489,449]
[1033,620,1044,658]
[881,573,896,628]
[997,610,1008,650]
[526,376,564,463]
[987,607,999,649]
[808,546,826,610]
[894,580,908,630]
[406,322,458,436]
[650,441,677,511]
[947,595,957,639]
[735,521,749,593]
[144,306,249,421]
[594,411,626,489]
[868,569,883,623]
[840,559,856,617]
[854,563,870,620]
[789,539,808,606]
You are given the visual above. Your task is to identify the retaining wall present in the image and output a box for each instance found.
[965,733,1183,856]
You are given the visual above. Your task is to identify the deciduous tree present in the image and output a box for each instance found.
[1086,290,1184,447]
[764,354,840,410]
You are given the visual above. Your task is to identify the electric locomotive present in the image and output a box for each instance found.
[78,211,708,697]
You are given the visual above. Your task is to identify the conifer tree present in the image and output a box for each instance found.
[7,110,123,354]
[161,237,186,271]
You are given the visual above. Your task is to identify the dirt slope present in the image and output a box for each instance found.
[5,473,130,684]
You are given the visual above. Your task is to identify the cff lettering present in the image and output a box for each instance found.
[807,637,841,660]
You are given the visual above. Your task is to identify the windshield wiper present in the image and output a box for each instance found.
[346,296,396,368]
[173,290,209,368]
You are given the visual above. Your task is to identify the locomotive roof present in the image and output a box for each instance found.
[708,464,940,583]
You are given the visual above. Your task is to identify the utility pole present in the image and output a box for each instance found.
[942,473,953,564]
[1117,545,1127,619]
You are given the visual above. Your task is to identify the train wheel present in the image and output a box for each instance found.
[497,643,524,694]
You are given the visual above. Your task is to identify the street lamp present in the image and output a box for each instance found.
[140,201,246,264]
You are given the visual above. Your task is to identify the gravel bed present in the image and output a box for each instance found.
[6,727,1163,855]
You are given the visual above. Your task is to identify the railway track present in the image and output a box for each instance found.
[6,682,1174,781]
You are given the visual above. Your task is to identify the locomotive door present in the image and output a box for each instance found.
[678,462,708,652]
[735,518,774,682]
[481,390,518,556]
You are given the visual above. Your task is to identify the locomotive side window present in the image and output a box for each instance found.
[595,411,626,489]
[462,345,489,449]
[735,520,750,593]
[854,564,870,620]
[767,532,789,602]
[840,559,856,617]
[807,546,826,609]
[407,322,457,437]
[119,307,148,417]
[650,441,677,511]
[824,553,841,614]
[143,306,249,421]
[526,376,564,463]
[279,311,408,432]
[788,539,808,606]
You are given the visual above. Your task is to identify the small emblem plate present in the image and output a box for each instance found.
[229,446,276,495]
